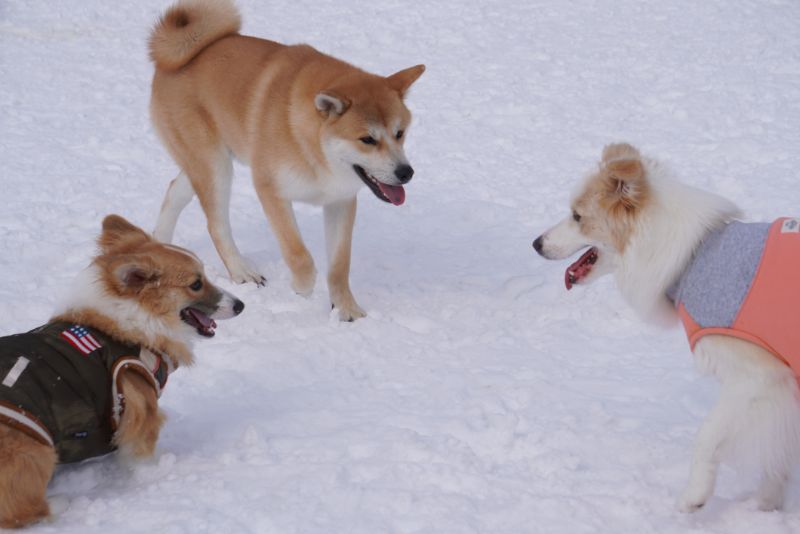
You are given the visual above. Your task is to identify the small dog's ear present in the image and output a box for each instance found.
[99,215,151,254]
[604,159,648,212]
[315,91,351,117]
[386,64,425,97]
[109,256,161,295]
[602,143,640,163]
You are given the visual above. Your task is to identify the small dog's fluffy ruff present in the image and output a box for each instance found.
[533,143,800,512]
[0,215,243,528]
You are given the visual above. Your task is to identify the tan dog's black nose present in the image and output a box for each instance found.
[394,164,414,184]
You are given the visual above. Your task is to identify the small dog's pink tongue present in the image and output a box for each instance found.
[377,182,405,206]
[188,308,216,329]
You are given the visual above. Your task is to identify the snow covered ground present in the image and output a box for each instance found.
[2,0,799,532]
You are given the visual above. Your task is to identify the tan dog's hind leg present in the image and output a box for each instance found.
[154,172,195,243]
[0,424,56,529]
[255,184,317,296]
[187,153,265,285]
[324,197,365,321]
[113,371,165,458]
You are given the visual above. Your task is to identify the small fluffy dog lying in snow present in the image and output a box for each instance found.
[0,215,243,528]
[533,143,800,512]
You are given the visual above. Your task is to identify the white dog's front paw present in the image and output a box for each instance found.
[676,489,709,513]
[227,257,266,287]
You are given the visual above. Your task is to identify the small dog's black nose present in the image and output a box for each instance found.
[394,164,414,184]
[233,299,245,315]
[532,236,544,254]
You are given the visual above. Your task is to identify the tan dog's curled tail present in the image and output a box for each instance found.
[149,0,241,71]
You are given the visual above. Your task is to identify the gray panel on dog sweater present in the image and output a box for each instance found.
[667,221,770,328]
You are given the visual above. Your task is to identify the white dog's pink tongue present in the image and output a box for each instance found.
[377,182,405,206]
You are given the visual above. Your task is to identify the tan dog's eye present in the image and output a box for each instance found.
[396,130,404,140]
[572,210,582,222]
[189,279,203,291]
[359,136,377,145]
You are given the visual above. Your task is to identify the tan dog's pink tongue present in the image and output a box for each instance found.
[377,182,405,206]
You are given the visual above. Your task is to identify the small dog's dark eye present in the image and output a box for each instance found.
[396,130,404,140]
[360,136,377,145]
[572,211,582,222]
[189,279,203,291]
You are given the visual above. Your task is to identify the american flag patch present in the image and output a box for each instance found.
[60,325,102,355]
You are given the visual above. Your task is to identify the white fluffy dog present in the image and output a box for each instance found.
[533,143,800,512]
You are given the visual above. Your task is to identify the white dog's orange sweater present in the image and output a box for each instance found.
[668,218,800,376]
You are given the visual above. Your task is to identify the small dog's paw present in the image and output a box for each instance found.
[675,493,707,513]
[227,258,266,286]
[47,495,70,519]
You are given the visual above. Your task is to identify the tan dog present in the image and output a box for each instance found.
[148,0,425,321]
[0,215,243,528]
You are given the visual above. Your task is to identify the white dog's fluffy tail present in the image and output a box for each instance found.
[149,0,241,71]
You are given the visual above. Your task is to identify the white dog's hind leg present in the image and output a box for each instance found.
[753,369,800,511]
[680,335,800,513]
[154,172,194,243]
[758,471,789,511]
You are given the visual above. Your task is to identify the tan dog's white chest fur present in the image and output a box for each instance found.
[149,0,424,321]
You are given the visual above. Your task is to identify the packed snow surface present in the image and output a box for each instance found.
[1,1,799,532]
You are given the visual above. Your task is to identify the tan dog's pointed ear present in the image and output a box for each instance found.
[386,64,425,96]
[99,215,151,254]
[315,91,351,117]
[603,158,648,212]
[601,143,640,163]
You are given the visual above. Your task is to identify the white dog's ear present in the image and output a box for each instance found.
[315,91,350,117]
[109,256,161,295]
[386,64,425,97]
[604,158,648,212]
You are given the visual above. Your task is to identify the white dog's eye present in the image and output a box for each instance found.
[360,136,377,145]
[572,210,582,222]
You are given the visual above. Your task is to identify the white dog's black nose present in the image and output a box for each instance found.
[394,164,414,184]
[233,299,245,315]
[532,236,544,254]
